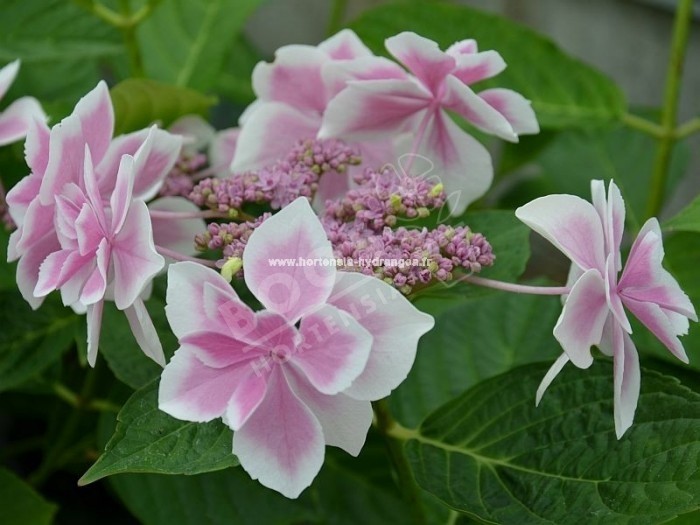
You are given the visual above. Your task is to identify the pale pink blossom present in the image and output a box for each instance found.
[516,180,697,437]
[159,197,434,498]
[231,29,406,203]
[319,32,539,214]
[33,146,165,366]
[0,60,46,147]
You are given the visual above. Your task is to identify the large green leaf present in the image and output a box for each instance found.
[395,287,560,427]
[0,468,57,525]
[0,0,121,107]
[0,291,79,392]
[403,361,700,524]
[502,124,689,231]
[80,378,237,485]
[99,296,176,389]
[665,194,700,234]
[110,78,216,135]
[350,1,625,129]
[138,0,262,91]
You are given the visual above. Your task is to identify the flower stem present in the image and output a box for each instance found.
[675,117,700,140]
[461,275,570,296]
[118,0,144,77]
[155,245,219,268]
[373,399,428,525]
[622,113,666,139]
[646,0,694,218]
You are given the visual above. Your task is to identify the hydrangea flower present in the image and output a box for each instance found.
[0,60,45,147]
[320,32,539,214]
[159,197,434,497]
[516,180,697,437]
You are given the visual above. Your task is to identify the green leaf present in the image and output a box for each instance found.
[0,0,122,107]
[0,468,57,525]
[403,361,700,524]
[504,124,689,231]
[350,1,625,128]
[99,296,176,390]
[665,194,700,233]
[110,78,216,135]
[215,34,262,105]
[0,227,17,290]
[79,378,237,486]
[138,0,263,91]
[0,291,79,392]
[395,286,561,427]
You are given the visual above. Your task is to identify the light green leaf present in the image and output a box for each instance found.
[350,1,625,128]
[79,378,238,486]
[0,291,79,392]
[403,361,700,524]
[99,296,176,390]
[138,0,263,91]
[110,78,217,135]
[665,195,700,233]
[396,286,560,427]
[0,468,57,525]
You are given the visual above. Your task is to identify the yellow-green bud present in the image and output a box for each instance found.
[221,257,243,282]
[429,183,444,198]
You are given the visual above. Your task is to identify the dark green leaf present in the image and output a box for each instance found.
[350,1,625,128]
[138,0,263,91]
[99,296,176,390]
[404,361,700,524]
[0,468,57,525]
[396,287,560,427]
[665,194,700,234]
[0,291,78,392]
[110,78,216,135]
[79,378,237,486]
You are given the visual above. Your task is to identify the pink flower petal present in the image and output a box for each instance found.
[208,127,239,177]
[478,88,539,136]
[0,97,46,146]
[14,197,57,256]
[385,32,455,95]
[243,197,335,323]
[111,200,164,310]
[149,197,206,256]
[0,60,20,100]
[24,117,51,178]
[123,297,166,366]
[109,154,136,235]
[34,249,83,298]
[180,329,267,370]
[159,345,250,422]
[327,271,434,400]
[169,115,215,155]
[515,194,606,273]
[231,102,320,172]
[619,218,697,320]
[95,129,150,194]
[293,304,372,395]
[612,323,640,439]
[553,268,609,369]
[79,239,110,305]
[417,109,493,214]
[232,367,324,499]
[318,79,429,141]
[40,115,84,206]
[6,171,42,226]
[446,39,478,56]
[165,262,249,339]
[285,366,373,456]
[623,296,690,363]
[318,29,373,60]
[82,146,109,232]
[86,300,105,367]
[73,80,114,164]
[443,76,517,141]
[322,56,408,99]
[224,371,268,430]
[252,45,328,113]
[74,203,103,256]
[605,255,631,334]
[535,353,569,406]
[15,232,59,309]
[131,127,183,201]
[450,50,506,85]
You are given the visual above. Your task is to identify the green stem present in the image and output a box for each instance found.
[622,113,666,139]
[646,0,694,218]
[675,117,700,140]
[118,0,144,77]
[29,370,100,487]
[327,0,348,36]
[373,399,428,525]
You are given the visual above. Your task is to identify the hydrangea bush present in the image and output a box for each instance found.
[0,1,699,523]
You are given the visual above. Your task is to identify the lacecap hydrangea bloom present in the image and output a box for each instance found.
[159,197,434,497]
